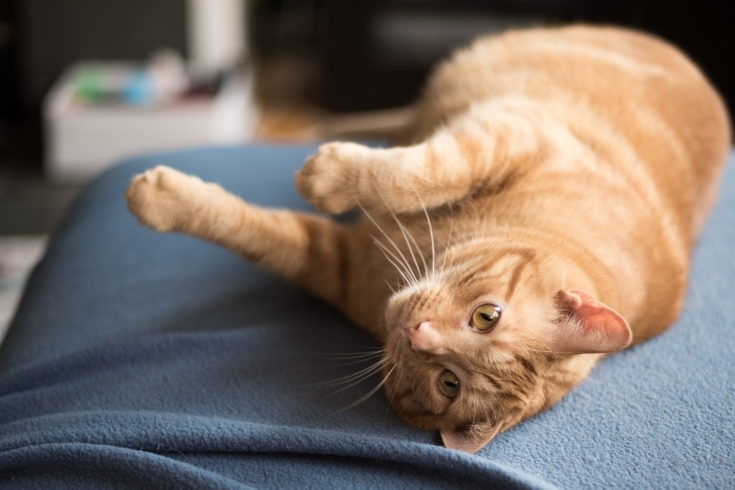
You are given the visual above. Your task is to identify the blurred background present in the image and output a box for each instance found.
[0,1,733,328]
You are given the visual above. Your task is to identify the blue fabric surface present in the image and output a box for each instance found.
[0,144,733,489]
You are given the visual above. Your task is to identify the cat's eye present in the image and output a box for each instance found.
[437,370,460,398]
[471,303,502,331]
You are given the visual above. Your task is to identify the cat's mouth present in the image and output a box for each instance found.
[385,302,419,351]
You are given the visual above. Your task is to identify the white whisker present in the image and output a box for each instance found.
[371,184,425,282]
[320,359,387,370]
[316,357,391,392]
[338,364,397,413]
[316,351,385,360]
[373,238,414,286]
[408,182,436,281]
[394,217,426,281]
[357,199,419,285]
[440,206,455,279]
[384,363,406,420]
[314,351,386,365]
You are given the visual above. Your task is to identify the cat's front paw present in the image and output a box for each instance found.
[295,142,368,214]
[125,166,208,233]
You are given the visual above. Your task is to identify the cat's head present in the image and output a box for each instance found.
[381,245,632,453]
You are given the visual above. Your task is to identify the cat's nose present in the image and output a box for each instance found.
[403,321,440,352]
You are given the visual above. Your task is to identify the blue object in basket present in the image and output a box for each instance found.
[122,69,154,107]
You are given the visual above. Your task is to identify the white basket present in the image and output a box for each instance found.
[43,62,258,182]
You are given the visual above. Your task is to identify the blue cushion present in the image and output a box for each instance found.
[1,144,733,489]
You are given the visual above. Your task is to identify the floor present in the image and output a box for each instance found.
[0,179,81,235]
[0,125,84,339]
[0,236,47,339]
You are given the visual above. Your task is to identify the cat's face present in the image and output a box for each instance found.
[380,246,632,453]
[381,247,558,452]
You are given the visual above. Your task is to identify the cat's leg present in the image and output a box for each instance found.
[295,109,535,214]
[125,166,352,307]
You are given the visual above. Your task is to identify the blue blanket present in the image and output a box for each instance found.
[1,144,733,489]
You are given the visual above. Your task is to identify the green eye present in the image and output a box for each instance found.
[438,370,460,398]
[471,304,502,331]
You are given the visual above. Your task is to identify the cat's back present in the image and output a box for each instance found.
[413,24,729,240]
[417,25,726,137]
[414,25,729,170]
[404,25,729,341]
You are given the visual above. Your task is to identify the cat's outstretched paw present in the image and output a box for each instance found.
[295,142,369,214]
[125,165,210,233]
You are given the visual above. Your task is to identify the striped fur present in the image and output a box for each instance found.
[126,25,730,453]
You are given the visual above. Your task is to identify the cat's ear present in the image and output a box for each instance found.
[440,422,502,453]
[553,289,632,354]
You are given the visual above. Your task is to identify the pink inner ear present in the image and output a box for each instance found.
[440,422,502,453]
[554,289,633,354]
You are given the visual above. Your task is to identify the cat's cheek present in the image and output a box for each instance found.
[384,298,408,333]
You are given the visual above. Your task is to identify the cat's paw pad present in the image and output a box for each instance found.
[125,166,206,232]
[295,142,368,214]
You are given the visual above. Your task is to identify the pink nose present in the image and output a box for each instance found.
[402,321,437,351]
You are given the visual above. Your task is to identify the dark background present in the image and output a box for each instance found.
[1,0,734,175]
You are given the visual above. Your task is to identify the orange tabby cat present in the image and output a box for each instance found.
[125,25,730,453]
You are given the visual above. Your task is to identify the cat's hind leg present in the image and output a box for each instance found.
[125,166,352,307]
